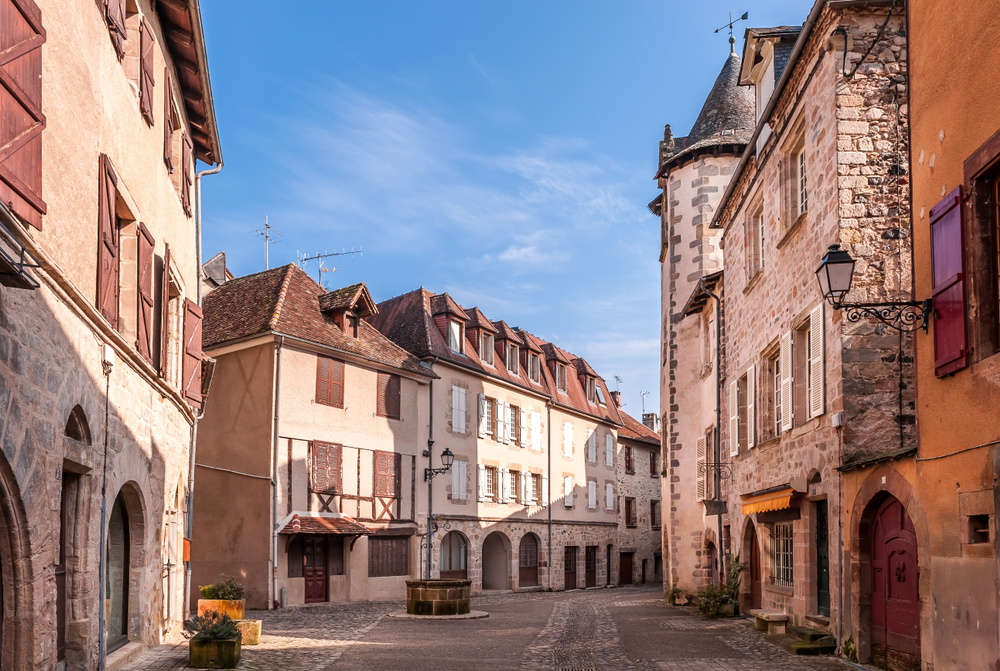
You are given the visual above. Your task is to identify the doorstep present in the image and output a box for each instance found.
[106,642,145,671]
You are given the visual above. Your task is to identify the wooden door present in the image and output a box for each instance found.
[816,501,830,617]
[564,546,576,590]
[606,545,612,585]
[585,546,596,587]
[304,537,327,603]
[518,535,538,587]
[749,524,762,609]
[872,497,920,671]
[641,559,647,584]
[619,552,633,585]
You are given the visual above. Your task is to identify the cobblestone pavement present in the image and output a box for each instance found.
[124,586,853,670]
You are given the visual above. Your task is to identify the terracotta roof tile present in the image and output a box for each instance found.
[466,307,498,333]
[429,293,469,320]
[491,320,523,344]
[278,514,372,535]
[618,410,661,446]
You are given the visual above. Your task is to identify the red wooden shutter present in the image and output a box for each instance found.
[163,69,174,170]
[374,451,399,497]
[158,244,170,377]
[311,441,343,494]
[182,298,203,408]
[930,186,968,377]
[105,0,125,58]
[139,18,155,125]
[136,222,154,363]
[97,154,120,327]
[316,356,331,404]
[0,0,47,230]
[181,134,193,216]
[377,372,389,417]
[331,358,344,407]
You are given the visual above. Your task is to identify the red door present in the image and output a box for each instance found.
[519,535,538,587]
[872,497,920,671]
[304,537,327,603]
[749,524,762,609]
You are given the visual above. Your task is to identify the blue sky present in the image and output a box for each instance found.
[199,0,809,420]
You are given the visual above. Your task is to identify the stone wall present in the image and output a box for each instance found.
[616,439,663,587]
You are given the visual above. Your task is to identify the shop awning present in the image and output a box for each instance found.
[741,488,795,515]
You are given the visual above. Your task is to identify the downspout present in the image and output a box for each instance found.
[184,161,223,619]
[699,277,725,584]
[272,336,284,608]
[97,360,112,670]
[424,356,439,580]
[546,402,553,591]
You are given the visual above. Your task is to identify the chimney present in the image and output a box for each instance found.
[610,391,621,407]
[642,413,660,433]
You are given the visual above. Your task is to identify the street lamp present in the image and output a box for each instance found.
[425,447,454,480]
[815,244,932,332]
[423,445,454,579]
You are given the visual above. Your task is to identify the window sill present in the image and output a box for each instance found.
[765,582,794,596]
[743,269,764,296]
[757,436,781,451]
[775,212,807,250]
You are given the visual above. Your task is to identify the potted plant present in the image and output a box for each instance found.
[198,575,246,621]
[698,553,747,619]
[185,611,241,669]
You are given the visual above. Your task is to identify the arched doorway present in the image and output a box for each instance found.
[106,491,131,653]
[518,534,539,587]
[748,523,762,610]
[482,531,510,590]
[869,496,920,671]
[440,531,468,580]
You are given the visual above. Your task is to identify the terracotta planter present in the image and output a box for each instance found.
[189,636,241,669]
[236,619,262,645]
[197,599,245,620]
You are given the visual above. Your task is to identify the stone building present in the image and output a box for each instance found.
[0,0,220,667]
[191,266,435,608]
[614,406,663,586]
[648,50,754,600]
[370,289,625,593]
[707,0,913,653]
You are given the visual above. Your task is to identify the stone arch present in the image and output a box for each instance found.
[439,530,469,580]
[107,481,147,649]
[849,465,929,666]
[64,405,92,445]
[0,447,34,668]
[517,532,540,588]
[481,530,511,591]
[739,516,763,611]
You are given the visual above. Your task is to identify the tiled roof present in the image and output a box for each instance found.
[492,320,523,344]
[429,293,469,320]
[202,265,434,378]
[573,357,599,378]
[618,410,661,446]
[317,282,377,316]
[368,290,624,426]
[466,307,498,333]
[278,514,372,535]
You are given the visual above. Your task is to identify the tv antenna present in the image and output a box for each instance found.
[297,248,363,287]
[251,216,282,269]
[613,375,623,393]
[640,390,650,414]
[714,11,748,53]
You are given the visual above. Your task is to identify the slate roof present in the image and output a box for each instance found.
[202,264,434,378]
[277,514,372,535]
[617,410,661,446]
[368,289,624,426]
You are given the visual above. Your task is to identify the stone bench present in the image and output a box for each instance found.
[749,609,789,635]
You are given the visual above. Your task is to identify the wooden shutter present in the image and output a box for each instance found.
[605,434,613,466]
[374,451,398,497]
[0,0,46,230]
[458,461,467,500]
[158,244,171,377]
[311,441,342,494]
[563,422,572,457]
[587,431,595,462]
[477,393,487,438]
[930,186,968,377]
[541,475,548,505]
[105,0,126,57]
[97,154,120,327]
[377,372,389,417]
[451,386,464,434]
[519,407,526,447]
[531,412,541,451]
[696,436,706,500]
[745,364,756,449]
[181,133,192,216]
[316,356,330,404]
[135,222,154,363]
[498,467,508,503]
[316,356,344,408]
[606,483,613,510]
[182,298,203,408]
[139,17,155,124]
[163,69,174,171]
[808,304,825,418]
[563,476,573,507]
[387,374,400,419]
[588,480,596,509]
[780,332,793,432]
[477,464,487,502]
[729,380,739,457]
[451,460,462,500]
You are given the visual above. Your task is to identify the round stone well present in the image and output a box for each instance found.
[406,579,472,616]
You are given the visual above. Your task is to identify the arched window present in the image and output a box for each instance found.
[518,534,539,587]
[106,492,130,652]
[64,406,91,445]
[440,531,467,580]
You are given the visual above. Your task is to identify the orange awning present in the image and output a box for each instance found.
[741,488,795,515]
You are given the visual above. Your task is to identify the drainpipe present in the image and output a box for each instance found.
[184,161,223,620]
[272,336,284,607]
[424,356,439,580]
[97,356,112,670]
[546,402,553,591]
[699,277,725,584]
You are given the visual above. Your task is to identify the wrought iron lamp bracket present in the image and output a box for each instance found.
[424,465,451,482]
[712,462,734,480]
[833,298,932,333]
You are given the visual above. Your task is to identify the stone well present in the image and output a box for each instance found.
[405,579,472,616]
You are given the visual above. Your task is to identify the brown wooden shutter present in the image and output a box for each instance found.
[135,222,154,363]
[316,356,331,404]
[158,244,171,377]
[311,441,342,494]
[139,17,155,125]
[930,186,968,377]
[316,357,345,408]
[181,134,193,216]
[387,374,400,419]
[331,358,344,407]
[376,372,389,417]
[182,298,203,408]
[105,0,126,58]
[97,154,120,327]
[0,0,47,230]
[163,69,174,171]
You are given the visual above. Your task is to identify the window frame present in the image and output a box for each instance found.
[963,129,1000,362]
[376,372,401,420]
[479,331,495,366]
[797,148,808,216]
[625,497,637,528]
[650,500,661,528]
[624,444,634,474]
[447,319,464,354]
[772,522,794,588]
[506,342,519,375]
[528,352,541,383]
[484,466,497,501]
[555,363,567,392]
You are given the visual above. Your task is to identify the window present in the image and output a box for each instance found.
[450,460,468,500]
[701,311,715,376]
[729,365,755,456]
[780,120,807,230]
[310,441,342,494]
[481,465,497,501]
[747,202,764,279]
[376,372,401,420]
[605,483,614,510]
[964,138,1000,362]
[586,430,596,463]
[772,522,794,588]
[346,314,359,338]
[563,475,574,507]
[555,363,567,392]
[510,404,521,445]
[650,500,661,528]
[506,342,519,375]
[605,434,614,467]
[595,385,605,405]
[528,353,541,383]
[624,445,634,473]
[368,537,408,577]
[447,320,463,354]
[484,397,494,438]
[530,473,541,502]
[585,377,597,404]
[374,451,400,498]
[789,305,825,424]
[508,469,520,505]
[760,346,781,442]
[587,480,597,509]
[649,450,658,477]
[479,331,495,365]
[316,356,345,408]
[797,149,808,216]
[625,498,637,528]
[451,385,466,434]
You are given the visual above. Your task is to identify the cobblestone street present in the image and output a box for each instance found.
[123,586,856,670]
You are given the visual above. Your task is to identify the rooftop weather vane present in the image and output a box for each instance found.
[251,216,282,269]
[297,248,363,288]
[714,11,749,53]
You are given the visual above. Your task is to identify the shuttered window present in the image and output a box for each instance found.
[930,186,968,377]
[586,430,596,463]
[807,305,825,418]
[135,223,155,363]
[181,134,193,216]
[163,69,174,171]
[625,498,637,527]
[624,444,634,473]
[376,372,401,420]
[650,500,661,528]
[563,475,573,507]
[563,422,572,457]
[696,436,707,500]
[745,364,756,448]
[368,537,408,577]
[374,451,401,498]
[316,356,345,408]
[138,17,155,125]
[97,154,120,327]
[287,536,303,578]
[587,480,596,509]
[450,460,467,500]
[605,434,614,466]
[105,0,126,57]
[779,332,793,432]
[452,386,466,434]
[310,441,342,494]
[158,245,171,377]
[605,482,614,510]
[181,298,203,409]
[0,0,46,230]
[649,450,658,477]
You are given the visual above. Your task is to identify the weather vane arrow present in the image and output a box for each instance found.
[714,11,749,53]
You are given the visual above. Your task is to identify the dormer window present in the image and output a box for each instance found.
[506,343,519,375]
[596,385,606,405]
[447,319,464,354]
[555,363,567,392]
[585,377,597,404]
[479,331,495,365]
[347,314,359,339]
[528,353,541,383]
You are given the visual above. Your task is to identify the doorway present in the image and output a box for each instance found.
[815,501,830,617]
[106,492,130,653]
[482,531,511,590]
[619,551,633,585]
[606,545,612,586]
[749,523,762,609]
[441,531,468,580]
[304,536,327,603]
[585,546,596,587]
[518,534,539,587]
[564,546,577,590]
[870,496,920,671]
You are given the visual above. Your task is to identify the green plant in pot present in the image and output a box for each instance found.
[698,553,748,618]
[185,611,241,669]
[197,574,246,621]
